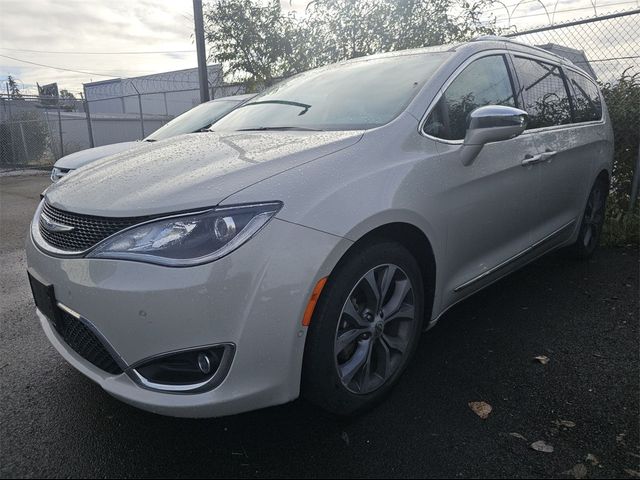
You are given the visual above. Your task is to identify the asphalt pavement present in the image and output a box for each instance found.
[1,174,638,478]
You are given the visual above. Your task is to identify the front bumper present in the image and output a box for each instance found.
[27,217,349,417]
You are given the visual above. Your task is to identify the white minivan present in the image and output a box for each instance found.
[27,38,613,417]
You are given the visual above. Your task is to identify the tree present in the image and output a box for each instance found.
[6,75,23,99]
[204,0,299,88]
[204,0,499,85]
[59,89,76,100]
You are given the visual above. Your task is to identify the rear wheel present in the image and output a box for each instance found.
[302,241,424,415]
[569,177,608,259]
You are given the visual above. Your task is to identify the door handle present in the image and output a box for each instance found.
[521,154,543,166]
[540,150,557,162]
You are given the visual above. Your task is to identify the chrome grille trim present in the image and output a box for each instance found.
[31,200,153,256]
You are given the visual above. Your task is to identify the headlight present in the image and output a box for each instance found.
[50,167,70,182]
[87,202,282,266]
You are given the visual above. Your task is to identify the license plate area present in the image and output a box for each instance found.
[27,272,62,330]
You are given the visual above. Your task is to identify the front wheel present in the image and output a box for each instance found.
[569,177,608,259]
[302,241,424,415]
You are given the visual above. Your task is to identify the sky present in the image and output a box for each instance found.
[0,0,638,95]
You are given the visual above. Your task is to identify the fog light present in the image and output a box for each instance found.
[197,352,212,374]
[134,347,224,387]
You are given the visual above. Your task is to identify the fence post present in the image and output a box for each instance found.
[57,105,64,158]
[19,123,29,161]
[629,143,640,212]
[43,108,57,161]
[84,98,95,148]
[137,93,145,138]
[5,84,19,163]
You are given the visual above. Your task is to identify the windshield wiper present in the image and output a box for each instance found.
[236,126,322,132]
[240,100,311,116]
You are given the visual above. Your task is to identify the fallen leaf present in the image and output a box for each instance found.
[564,463,588,479]
[624,469,640,478]
[534,355,550,365]
[530,440,554,453]
[553,419,576,428]
[509,432,527,441]
[585,453,599,466]
[468,401,492,419]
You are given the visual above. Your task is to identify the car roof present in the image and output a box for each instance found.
[337,37,588,78]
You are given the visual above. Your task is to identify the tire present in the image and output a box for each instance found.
[568,177,608,259]
[302,240,425,416]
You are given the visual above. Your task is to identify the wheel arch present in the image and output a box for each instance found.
[326,222,437,322]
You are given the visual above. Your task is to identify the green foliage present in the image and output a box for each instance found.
[599,72,640,245]
[601,203,639,246]
[204,0,499,84]
[6,75,22,99]
[204,0,297,86]
[600,72,640,211]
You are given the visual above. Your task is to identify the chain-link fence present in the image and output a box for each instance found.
[506,9,639,213]
[1,9,638,213]
[0,82,248,168]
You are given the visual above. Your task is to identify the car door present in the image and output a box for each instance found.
[511,56,597,246]
[421,53,541,301]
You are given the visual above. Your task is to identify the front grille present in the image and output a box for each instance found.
[39,202,151,252]
[54,309,123,375]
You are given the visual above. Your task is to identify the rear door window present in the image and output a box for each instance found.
[423,55,516,141]
[513,57,572,129]
[565,70,602,122]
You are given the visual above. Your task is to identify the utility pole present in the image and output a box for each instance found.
[193,0,210,103]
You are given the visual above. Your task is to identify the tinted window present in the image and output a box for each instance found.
[423,55,516,140]
[513,57,572,129]
[214,53,449,131]
[565,70,602,122]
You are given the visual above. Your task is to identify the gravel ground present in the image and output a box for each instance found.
[1,175,638,479]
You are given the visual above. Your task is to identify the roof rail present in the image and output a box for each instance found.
[471,35,573,65]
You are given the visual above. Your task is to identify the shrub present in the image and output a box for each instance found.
[600,71,640,245]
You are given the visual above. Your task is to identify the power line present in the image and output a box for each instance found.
[0,47,195,55]
[0,53,154,78]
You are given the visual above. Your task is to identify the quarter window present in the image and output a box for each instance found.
[513,57,572,129]
[565,70,602,122]
[423,55,516,140]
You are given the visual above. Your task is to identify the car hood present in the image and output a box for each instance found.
[54,141,141,170]
[46,131,363,217]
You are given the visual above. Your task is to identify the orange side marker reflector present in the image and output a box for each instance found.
[302,277,328,326]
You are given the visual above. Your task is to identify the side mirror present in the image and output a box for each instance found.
[460,105,528,166]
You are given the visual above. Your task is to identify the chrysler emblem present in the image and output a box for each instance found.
[40,213,74,233]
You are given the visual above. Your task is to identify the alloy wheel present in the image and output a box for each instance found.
[334,264,416,395]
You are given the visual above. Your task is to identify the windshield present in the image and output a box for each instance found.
[145,100,242,141]
[212,53,449,132]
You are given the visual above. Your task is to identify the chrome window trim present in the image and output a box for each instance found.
[417,49,606,144]
[510,54,605,128]
[417,49,515,143]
